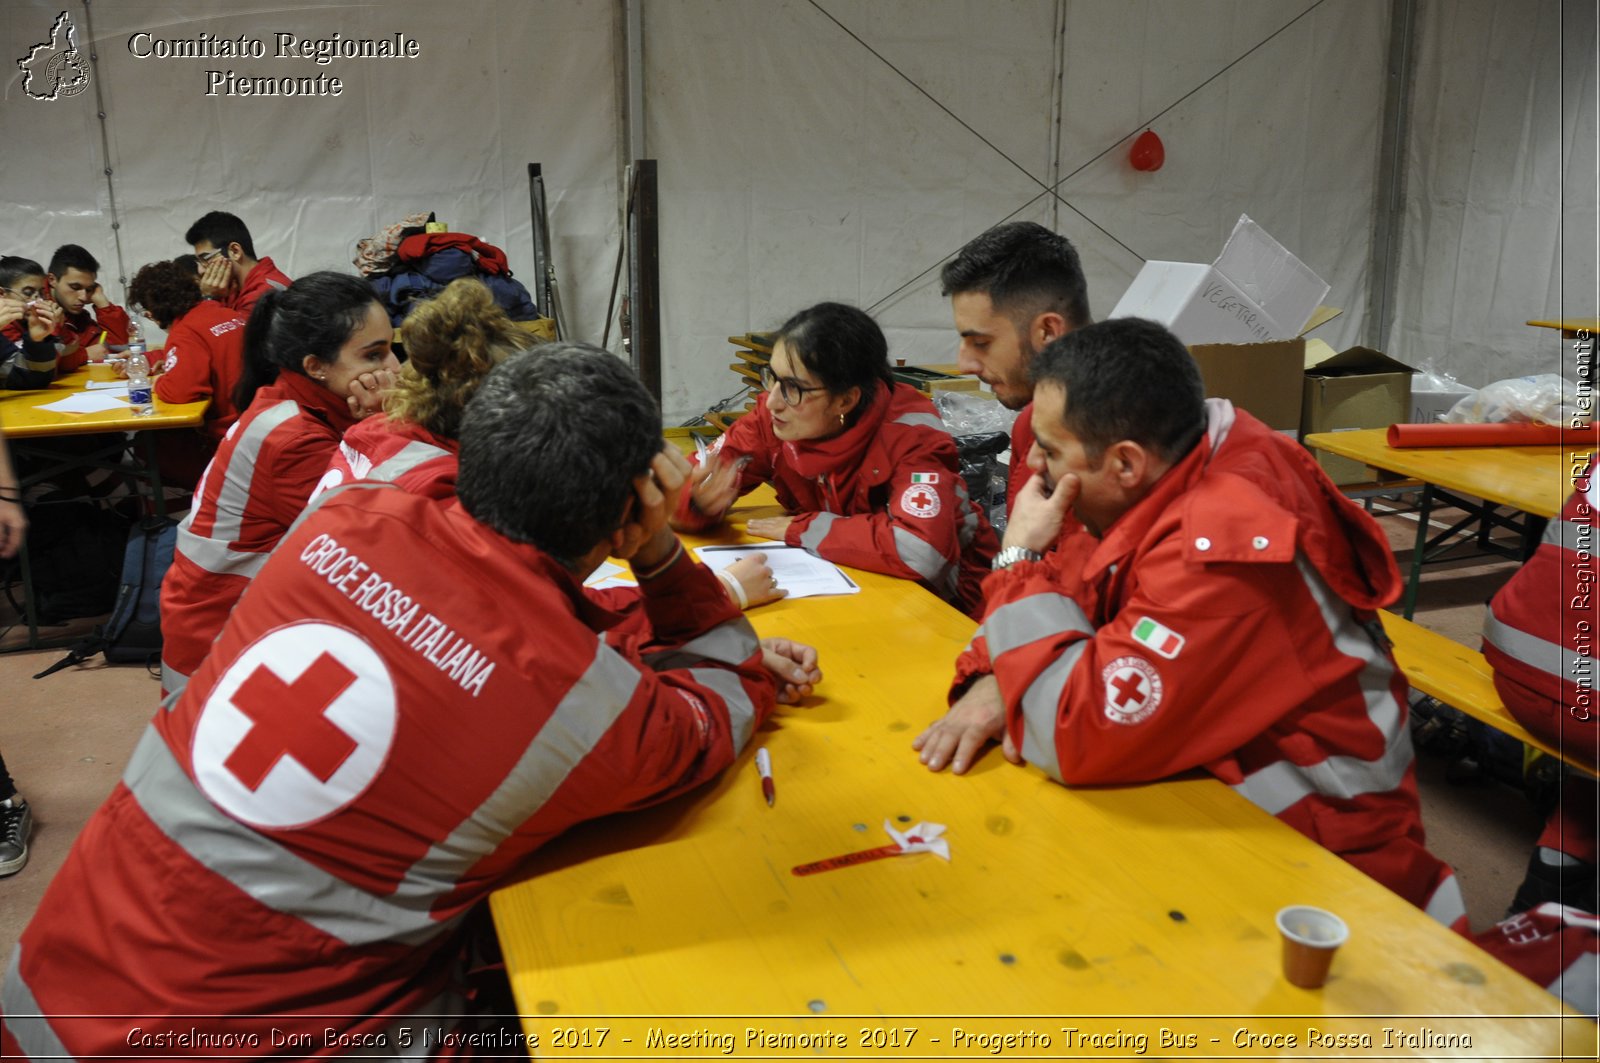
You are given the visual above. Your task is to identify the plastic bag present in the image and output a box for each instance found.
[1443,374,1587,427]
[932,390,1018,436]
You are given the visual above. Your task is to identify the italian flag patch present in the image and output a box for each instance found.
[1132,616,1185,659]
[909,472,940,484]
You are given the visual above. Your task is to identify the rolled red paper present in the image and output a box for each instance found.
[1386,422,1600,448]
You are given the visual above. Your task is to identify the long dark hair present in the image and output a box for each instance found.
[772,302,894,426]
[234,272,380,411]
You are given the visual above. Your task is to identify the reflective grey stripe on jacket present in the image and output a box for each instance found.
[894,411,949,433]
[1231,557,1412,816]
[175,401,300,578]
[993,592,1096,783]
[1542,517,1591,555]
[688,667,761,753]
[892,525,954,591]
[123,639,643,949]
[1484,606,1597,687]
[160,658,189,702]
[369,440,451,483]
[2,944,75,1062]
[799,512,836,553]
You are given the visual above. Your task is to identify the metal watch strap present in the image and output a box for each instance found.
[992,546,1043,570]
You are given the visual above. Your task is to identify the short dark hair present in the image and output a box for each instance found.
[171,253,200,276]
[184,211,256,259]
[0,256,46,290]
[458,343,661,561]
[235,271,378,410]
[772,301,894,425]
[48,244,99,276]
[128,259,202,331]
[1032,317,1205,463]
[939,221,1091,330]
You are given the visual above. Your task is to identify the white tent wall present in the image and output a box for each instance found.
[645,0,1388,424]
[1391,0,1598,387]
[0,0,622,347]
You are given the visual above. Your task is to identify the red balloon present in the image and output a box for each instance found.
[1130,129,1165,172]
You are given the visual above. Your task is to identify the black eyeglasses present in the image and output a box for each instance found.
[0,286,43,300]
[760,365,828,405]
[196,247,229,263]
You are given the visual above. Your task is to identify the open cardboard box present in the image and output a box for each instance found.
[1111,216,1336,434]
[1302,339,1416,485]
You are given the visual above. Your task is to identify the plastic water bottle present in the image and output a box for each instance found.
[126,323,153,416]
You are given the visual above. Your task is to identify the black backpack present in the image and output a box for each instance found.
[33,515,178,678]
[3,499,129,624]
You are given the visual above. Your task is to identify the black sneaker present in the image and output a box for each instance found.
[1508,850,1599,916]
[0,796,31,877]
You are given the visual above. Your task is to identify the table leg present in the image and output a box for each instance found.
[137,431,168,520]
[1402,483,1434,620]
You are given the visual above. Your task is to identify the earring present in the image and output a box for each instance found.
[838,412,846,427]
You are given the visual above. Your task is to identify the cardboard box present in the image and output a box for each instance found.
[1302,344,1416,485]
[1188,339,1307,433]
[1110,215,1331,346]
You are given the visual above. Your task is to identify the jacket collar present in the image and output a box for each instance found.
[268,368,362,434]
[782,380,891,480]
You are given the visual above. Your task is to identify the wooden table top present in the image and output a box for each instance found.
[1305,428,1583,518]
[489,491,1589,1055]
[0,365,207,438]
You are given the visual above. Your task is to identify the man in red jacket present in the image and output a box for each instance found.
[185,210,293,315]
[40,244,129,371]
[915,318,1463,925]
[2,344,810,1057]
[941,221,1092,510]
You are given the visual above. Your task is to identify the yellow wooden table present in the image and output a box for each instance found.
[1528,317,1600,339]
[1306,428,1582,618]
[1,365,208,648]
[490,493,1591,1059]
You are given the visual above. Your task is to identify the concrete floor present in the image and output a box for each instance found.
[0,499,1548,965]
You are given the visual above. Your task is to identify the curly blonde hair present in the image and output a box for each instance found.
[388,278,535,438]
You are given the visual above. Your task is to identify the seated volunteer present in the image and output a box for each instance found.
[185,210,293,315]
[1483,455,1598,915]
[914,318,1464,923]
[41,243,130,370]
[126,258,249,487]
[158,272,398,698]
[673,301,999,616]
[1,344,805,1056]
[0,287,61,389]
[317,278,783,613]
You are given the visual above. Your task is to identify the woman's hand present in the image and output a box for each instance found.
[745,515,794,542]
[346,368,398,418]
[723,552,787,608]
[688,455,743,521]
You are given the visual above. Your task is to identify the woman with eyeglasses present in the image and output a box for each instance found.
[673,301,998,616]
[158,272,399,699]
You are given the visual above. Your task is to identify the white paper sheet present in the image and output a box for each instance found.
[583,560,637,591]
[84,380,129,392]
[36,391,133,414]
[694,544,860,599]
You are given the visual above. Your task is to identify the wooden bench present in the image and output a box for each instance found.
[1380,610,1592,773]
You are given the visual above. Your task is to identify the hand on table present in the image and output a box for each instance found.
[912,673,1018,774]
[759,637,821,704]
[346,368,398,418]
[745,515,793,542]
[724,552,787,608]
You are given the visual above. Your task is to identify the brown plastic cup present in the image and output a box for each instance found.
[1275,905,1349,988]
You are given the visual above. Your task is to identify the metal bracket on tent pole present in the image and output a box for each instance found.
[626,160,661,406]
[526,163,564,339]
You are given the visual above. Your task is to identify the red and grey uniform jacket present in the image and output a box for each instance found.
[225,256,293,316]
[2,488,775,1059]
[159,371,359,698]
[317,415,460,502]
[153,301,247,443]
[2,302,128,375]
[674,382,999,616]
[1483,455,1599,770]
[954,400,1463,924]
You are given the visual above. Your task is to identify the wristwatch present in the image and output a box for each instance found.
[992,545,1043,570]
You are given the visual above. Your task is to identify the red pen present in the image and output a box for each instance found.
[756,747,775,807]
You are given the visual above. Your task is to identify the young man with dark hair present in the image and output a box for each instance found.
[941,221,1092,510]
[38,244,130,372]
[184,210,292,315]
[4,343,817,1056]
[0,257,62,388]
[915,317,1464,927]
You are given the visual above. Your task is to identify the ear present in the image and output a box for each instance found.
[45,273,58,289]
[834,385,863,418]
[301,354,326,379]
[1105,440,1153,488]
[1032,310,1070,348]
[227,242,244,261]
